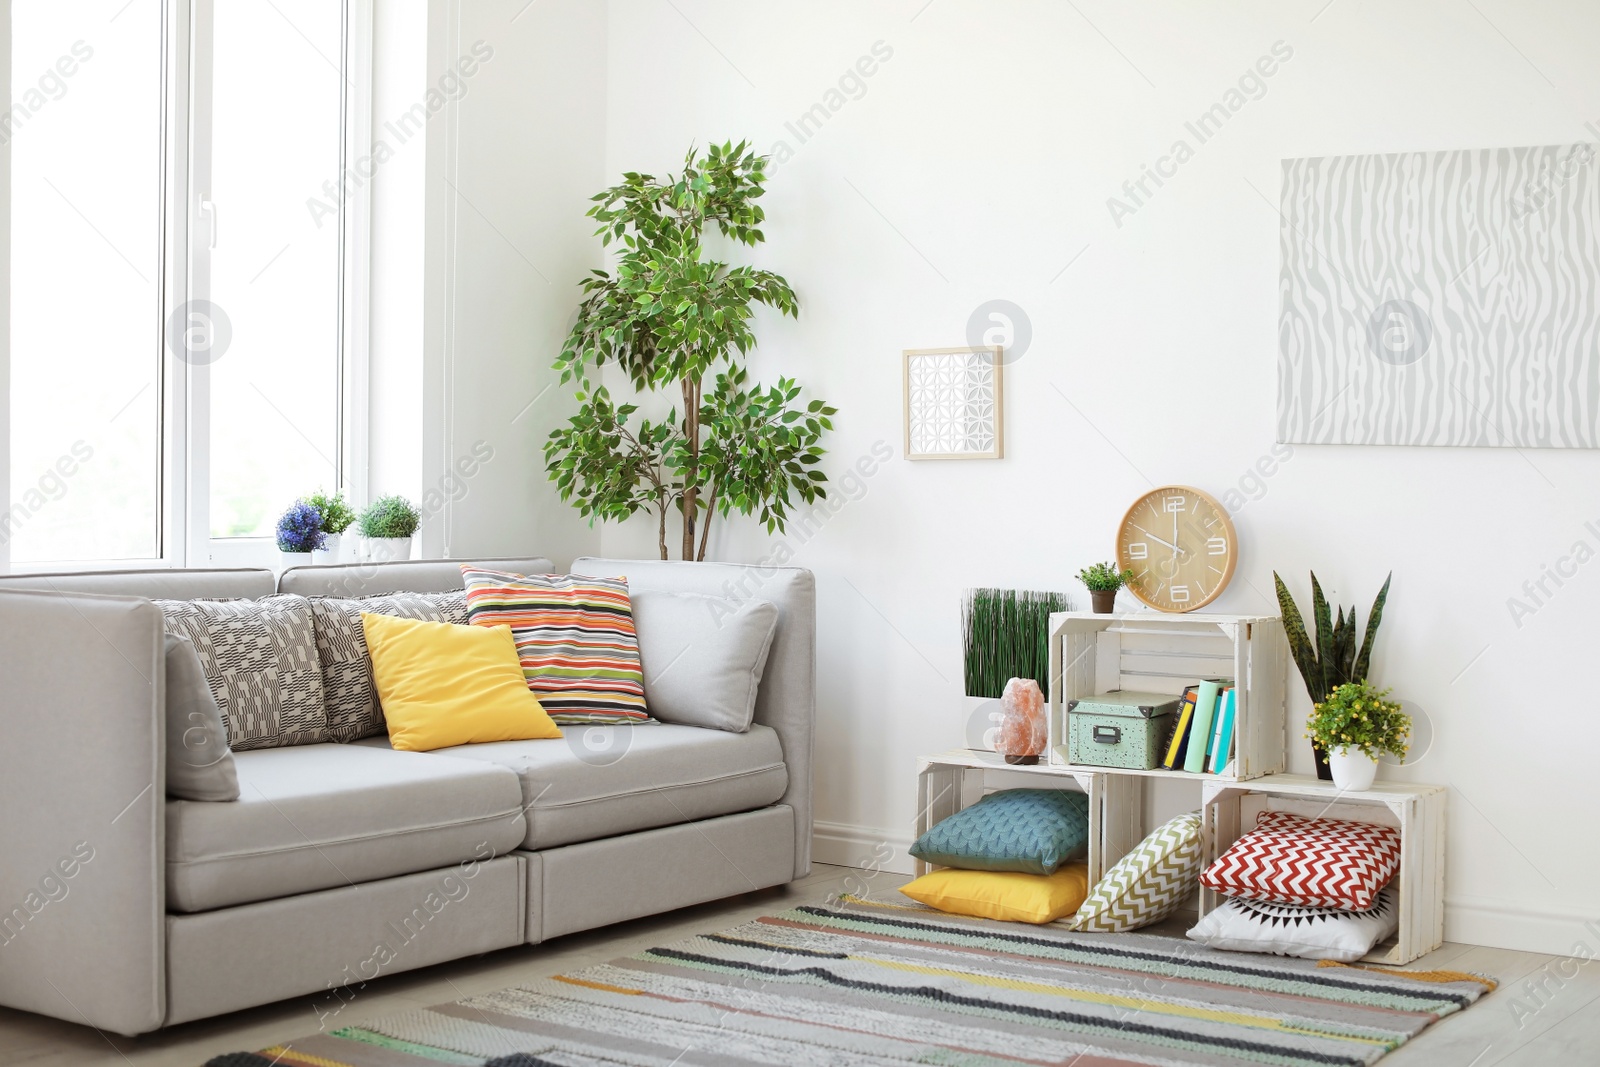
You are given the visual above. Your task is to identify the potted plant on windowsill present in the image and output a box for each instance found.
[962,588,1066,761]
[307,489,355,565]
[1306,681,1410,790]
[359,495,420,563]
[275,500,325,571]
[1077,562,1133,614]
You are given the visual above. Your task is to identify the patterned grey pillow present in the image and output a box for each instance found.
[307,591,469,741]
[154,594,327,751]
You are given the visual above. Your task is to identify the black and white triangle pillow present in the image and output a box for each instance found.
[1186,885,1398,962]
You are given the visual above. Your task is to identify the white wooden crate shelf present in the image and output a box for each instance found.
[1199,774,1446,965]
[1046,611,1288,782]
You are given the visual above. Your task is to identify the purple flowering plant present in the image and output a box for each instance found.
[275,500,326,553]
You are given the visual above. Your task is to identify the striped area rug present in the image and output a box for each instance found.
[210,895,1494,1067]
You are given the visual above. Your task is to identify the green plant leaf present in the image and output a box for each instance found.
[1353,571,1392,684]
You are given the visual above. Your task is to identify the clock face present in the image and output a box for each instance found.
[1115,486,1238,612]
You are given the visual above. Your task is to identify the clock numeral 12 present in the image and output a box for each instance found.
[1164,496,1186,512]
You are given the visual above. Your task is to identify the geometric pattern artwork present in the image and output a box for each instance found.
[1071,811,1203,932]
[1279,144,1600,447]
[904,346,1003,458]
[1201,810,1401,911]
[909,788,1091,874]
[308,591,469,742]
[154,594,327,750]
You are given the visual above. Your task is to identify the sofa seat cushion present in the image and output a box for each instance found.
[166,743,527,913]
[359,723,787,851]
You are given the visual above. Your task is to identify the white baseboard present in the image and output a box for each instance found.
[812,821,916,876]
[1446,896,1600,957]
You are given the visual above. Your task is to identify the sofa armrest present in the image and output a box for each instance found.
[0,589,166,1035]
[571,558,816,878]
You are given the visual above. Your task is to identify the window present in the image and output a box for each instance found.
[4,0,369,568]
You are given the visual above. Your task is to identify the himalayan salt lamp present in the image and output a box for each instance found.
[998,677,1046,765]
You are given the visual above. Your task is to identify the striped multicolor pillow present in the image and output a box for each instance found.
[459,567,650,725]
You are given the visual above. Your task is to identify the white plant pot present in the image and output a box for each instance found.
[365,536,413,563]
[311,533,342,566]
[279,550,312,573]
[962,695,1005,751]
[1328,749,1379,791]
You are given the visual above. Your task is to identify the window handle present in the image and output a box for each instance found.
[199,197,217,249]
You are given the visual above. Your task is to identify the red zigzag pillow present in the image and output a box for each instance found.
[1200,810,1401,911]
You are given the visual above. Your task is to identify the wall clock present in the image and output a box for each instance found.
[1115,485,1237,612]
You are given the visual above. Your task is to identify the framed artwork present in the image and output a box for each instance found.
[902,346,1004,460]
[1279,143,1600,448]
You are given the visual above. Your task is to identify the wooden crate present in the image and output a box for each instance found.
[1200,775,1446,965]
[914,750,1111,884]
[1047,611,1287,781]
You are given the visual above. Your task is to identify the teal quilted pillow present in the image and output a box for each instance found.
[909,789,1090,874]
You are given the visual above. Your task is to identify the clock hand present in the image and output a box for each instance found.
[1130,524,1185,555]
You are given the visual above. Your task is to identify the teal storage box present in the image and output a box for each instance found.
[1067,690,1181,769]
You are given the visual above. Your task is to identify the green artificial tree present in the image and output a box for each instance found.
[544,141,836,560]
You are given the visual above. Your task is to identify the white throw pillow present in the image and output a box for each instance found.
[1186,886,1398,962]
[630,590,779,732]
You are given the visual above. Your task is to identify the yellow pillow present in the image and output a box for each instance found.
[899,863,1090,924]
[361,612,562,752]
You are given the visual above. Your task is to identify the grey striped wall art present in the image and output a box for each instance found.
[1277,144,1600,448]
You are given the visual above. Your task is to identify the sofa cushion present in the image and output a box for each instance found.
[308,590,470,741]
[632,590,779,733]
[460,567,650,725]
[166,743,526,913]
[165,633,240,801]
[360,723,787,851]
[154,593,327,750]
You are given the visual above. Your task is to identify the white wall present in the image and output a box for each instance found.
[571,0,1600,954]
[411,0,607,565]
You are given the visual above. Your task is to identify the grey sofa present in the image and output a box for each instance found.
[0,555,814,1035]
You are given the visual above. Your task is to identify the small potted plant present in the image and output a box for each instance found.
[275,500,325,570]
[358,495,420,563]
[1306,681,1410,791]
[306,489,356,565]
[1077,562,1133,614]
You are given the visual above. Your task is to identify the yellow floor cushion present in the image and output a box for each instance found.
[899,862,1091,924]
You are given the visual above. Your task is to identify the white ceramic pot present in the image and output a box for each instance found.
[311,533,342,566]
[1328,748,1379,791]
[961,695,1005,751]
[279,550,312,573]
[365,536,413,563]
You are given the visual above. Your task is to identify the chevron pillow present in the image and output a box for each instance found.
[1200,810,1400,911]
[910,789,1090,874]
[1072,811,1202,932]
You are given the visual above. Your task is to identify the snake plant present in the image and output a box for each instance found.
[1273,570,1392,705]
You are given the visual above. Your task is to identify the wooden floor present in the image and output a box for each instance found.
[1,862,1593,1066]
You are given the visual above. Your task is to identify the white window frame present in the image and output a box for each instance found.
[0,0,372,573]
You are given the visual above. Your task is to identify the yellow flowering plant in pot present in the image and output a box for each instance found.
[1305,681,1410,791]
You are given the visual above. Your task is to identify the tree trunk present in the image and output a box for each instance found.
[696,485,716,561]
[680,377,699,560]
[657,505,668,560]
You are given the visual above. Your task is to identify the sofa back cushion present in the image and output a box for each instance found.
[461,567,650,725]
[278,556,555,597]
[165,633,240,801]
[631,590,778,733]
[154,594,326,750]
[308,591,469,741]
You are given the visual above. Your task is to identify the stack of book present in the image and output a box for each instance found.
[1161,677,1236,774]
